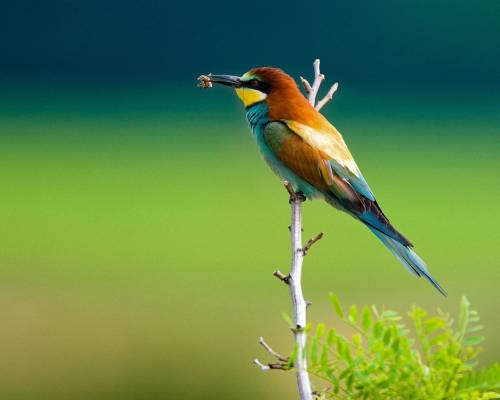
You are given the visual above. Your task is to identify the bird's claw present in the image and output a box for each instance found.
[289,191,306,204]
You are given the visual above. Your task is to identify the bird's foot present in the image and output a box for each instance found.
[296,191,306,202]
[289,191,306,204]
[283,181,306,203]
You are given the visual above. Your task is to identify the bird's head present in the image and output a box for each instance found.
[206,67,305,109]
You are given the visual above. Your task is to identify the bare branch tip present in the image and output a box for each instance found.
[254,358,288,371]
[259,337,289,362]
[273,270,290,284]
[283,180,296,198]
[302,232,324,256]
[300,76,312,94]
[254,359,271,371]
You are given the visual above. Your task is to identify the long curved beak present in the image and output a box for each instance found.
[206,74,242,88]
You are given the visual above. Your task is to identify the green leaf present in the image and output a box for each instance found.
[348,305,358,324]
[362,306,372,332]
[310,337,319,365]
[381,310,399,319]
[423,316,445,334]
[373,321,383,339]
[281,312,293,327]
[287,344,298,368]
[467,325,485,333]
[391,337,400,352]
[352,333,362,348]
[336,339,345,358]
[481,393,500,400]
[383,328,392,346]
[458,296,471,339]
[430,332,450,346]
[320,345,329,369]
[329,293,344,318]
[327,329,337,346]
[300,294,496,399]
[316,323,325,339]
[463,336,485,346]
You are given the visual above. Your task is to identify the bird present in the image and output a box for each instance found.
[203,67,445,296]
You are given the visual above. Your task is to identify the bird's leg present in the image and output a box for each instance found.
[288,192,306,204]
[295,191,306,203]
[283,181,306,204]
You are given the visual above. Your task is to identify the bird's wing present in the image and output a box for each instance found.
[283,120,375,201]
[264,121,412,247]
[263,121,367,211]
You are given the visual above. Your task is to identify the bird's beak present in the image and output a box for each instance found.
[206,74,242,88]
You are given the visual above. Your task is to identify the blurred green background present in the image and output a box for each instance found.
[1,1,499,399]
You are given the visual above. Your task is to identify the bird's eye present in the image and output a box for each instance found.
[250,79,259,87]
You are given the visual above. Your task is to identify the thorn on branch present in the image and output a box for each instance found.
[273,270,290,285]
[291,325,306,334]
[302,232,324,256]
[259,337,289,362]
[253,358,288,371]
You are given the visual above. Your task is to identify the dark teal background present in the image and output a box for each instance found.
[2,1,499,87]
[1,1,499,399]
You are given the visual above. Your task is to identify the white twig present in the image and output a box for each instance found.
[287,184,313,400]
[273,270,290,284]
[254,359,271,371]
[253,358,288,371]
[259,337,288,362]
[315,82,338,111]
[308,59,325,106]
[300,58,339,111]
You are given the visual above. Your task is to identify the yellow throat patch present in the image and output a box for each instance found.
[235,87,267,107]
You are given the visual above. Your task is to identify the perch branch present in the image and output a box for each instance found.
[255,59,338,400]
[288,187,313,400]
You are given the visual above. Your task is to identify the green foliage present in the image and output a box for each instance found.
[304,295,500,399]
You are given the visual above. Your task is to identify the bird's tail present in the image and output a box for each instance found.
[368,226,446,296]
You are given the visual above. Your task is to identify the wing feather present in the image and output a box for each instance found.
[284,120,375,201]
[263,121,412,246]
[264,121,364,210]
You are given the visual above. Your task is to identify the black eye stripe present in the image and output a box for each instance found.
[243,79,271,94]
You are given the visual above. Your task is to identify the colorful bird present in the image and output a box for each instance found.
[204,67,445,295]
